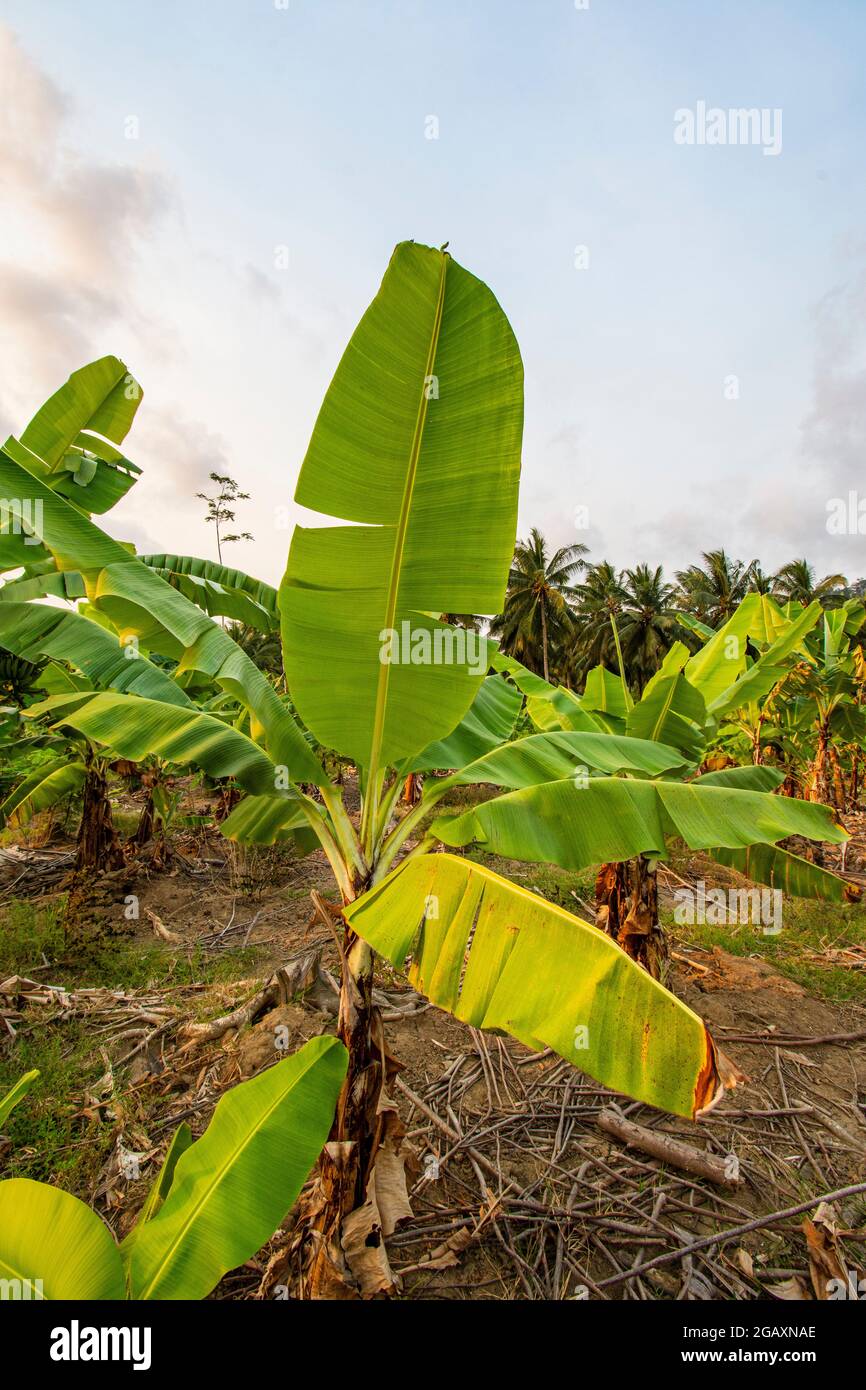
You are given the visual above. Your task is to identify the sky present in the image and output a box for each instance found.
[1,0,864,589]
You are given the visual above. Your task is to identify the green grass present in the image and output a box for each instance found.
[668,893,866,1004]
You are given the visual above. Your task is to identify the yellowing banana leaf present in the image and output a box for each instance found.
[408,674,523,772]
[710,844,860,903]
[430,777,844,870]
[123,1035,347,1300]
[0,1178,125,1299]
[28,693,283,796]
[0,758,86,829]
[280,242,523,771]
[344,854,722,1119]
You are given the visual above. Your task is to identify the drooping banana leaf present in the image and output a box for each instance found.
[436,729,690,793]
[0,602,193,706]
[408,674,523,772]
[0,758,86,829]
[430,777,845,870]
[0,563,87,604]
[344,854,722,1119]
[140,554,279,633]
[219,794,322,853]
[27,693,284,797]
[280,241,523,772]
[694,765,784,792]
[710,843,859,903]
[488,647,605,733]
[123,1035,347,1300]
[0,1178,125,1299]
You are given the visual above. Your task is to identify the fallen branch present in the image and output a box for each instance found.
[597,1107,740,1190]
[594,1181,866,1291]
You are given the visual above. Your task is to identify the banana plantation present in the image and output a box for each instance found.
[1,243,865,1307]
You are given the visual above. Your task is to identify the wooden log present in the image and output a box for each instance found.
[597,1106,740,1189]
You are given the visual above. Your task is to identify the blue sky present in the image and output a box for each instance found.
[1,0,864,586]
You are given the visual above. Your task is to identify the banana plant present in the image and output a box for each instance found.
[0,243,850,1299]
[0,1036,346,1300]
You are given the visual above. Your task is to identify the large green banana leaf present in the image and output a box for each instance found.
[430,778,844,870]
[0,1178,125,1299]
[436,729,690,793]
[626,673,707,759]
[0,757,86,829]
[0,1069,39,1128]
[121,1123,194,1250]
[27,693,284,796]
[0,450,323,783]
[280,242,523,772]
[684,593,806,707]
[710,843,859,903]
[408,674,523,772]
[344,854,720,1119]
[0,602,192,706]
[123,1036,347,1299]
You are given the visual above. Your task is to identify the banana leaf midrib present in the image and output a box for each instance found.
[366,249,449,781]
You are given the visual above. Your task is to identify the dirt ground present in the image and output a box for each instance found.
[2,804,866,1301]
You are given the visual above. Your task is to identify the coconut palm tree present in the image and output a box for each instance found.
[490,528,587,681]
[675,550,757,627]
[565,561,628,685]
[772,558,847,607]
[617,564,680,694]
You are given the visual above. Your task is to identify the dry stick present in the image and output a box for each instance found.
[716,1028,866,1046]
[774,1047,825,1187]
[594,1180,866,1291]
[394,1074,502,1184]
[597,1107,741,1191]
